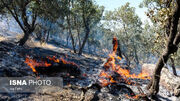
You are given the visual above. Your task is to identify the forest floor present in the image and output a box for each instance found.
[0,34,180,101]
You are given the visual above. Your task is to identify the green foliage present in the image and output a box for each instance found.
[77,0,104,28]
[1,0,178,66]
[38,0,68,21]
[0,0,67,29]
[140,0,180,66]
[62,0,104,52]
[103,2,146,66]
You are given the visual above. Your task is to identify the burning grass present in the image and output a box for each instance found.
[99,38,150,86]
[25,55,80,76]
[24,37,151,100]
[99,52,150,86]
[98,37,151,99]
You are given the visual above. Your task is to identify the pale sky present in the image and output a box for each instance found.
[95,0,149,22]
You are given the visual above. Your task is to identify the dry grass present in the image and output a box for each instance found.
[1,34,104,61]
[25,38,70,54]
[15,34,23,40]
[26,39,56,49]
[0,36,6,42]
[0,32,23,42]
[25,38,105,61]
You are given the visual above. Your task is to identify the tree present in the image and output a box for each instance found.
[140,21,157,63]
[0,0,64,46]
[34,18,54,43]
[59,0,103,54]
[87,29,101,53]
[141,0,180,98]
[104,3,143,67]
[141,0,180,73]
[66,0,77,53]
[78,0,104,55]
[0,0,39,45]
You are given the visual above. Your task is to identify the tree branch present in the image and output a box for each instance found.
[173,32,180,45]
[168,0,180,45]
[31,13,37,29]
[0,0,26,32]
[148,0,180,98]
[20,2,31,29]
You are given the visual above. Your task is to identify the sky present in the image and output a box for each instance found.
[95,0,149,22]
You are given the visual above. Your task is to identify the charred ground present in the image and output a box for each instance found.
[0,40,179,101]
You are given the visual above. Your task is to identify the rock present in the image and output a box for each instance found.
[100,87,109,93]
[0,94,10,101]
[30,88,84,101]
[84,89,96,101]
[37,86,62,94]
[160,68,180,93]
[174,85,180,97]
[142,64,180,95]
[142,64,156,76]
[98,92,120,101]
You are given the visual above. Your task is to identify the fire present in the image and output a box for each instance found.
[47,56,79,67]
[99,71,116,86]
[125,94,139,99]
[99,37,151,86]
[47,56,60,63]
[25,56,51,73]
[25,55,79,73]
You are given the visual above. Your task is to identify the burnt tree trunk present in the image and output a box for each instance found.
[68,19,76,53]
[117,40,123,58]
[112,37,131,67]
[1,0,37,46]
[113,37,123,58]
[18,19,36,46]
[67,0,76,53]
[94,45,96,53]
[148,0,180,98]
[164,0,177,76]
[78,25,90,55]
[77,28,81,49]
[46,24,52,42]
[112,37,123,58]
[16,0,36,46]
[66,33,70,46]
[73,10,82,49]
[19,30,32,46]
[87,40,91,53]
[165,0,172,38]
[170,57,177,76]
[122,52,130,67]
[78,10,90,55]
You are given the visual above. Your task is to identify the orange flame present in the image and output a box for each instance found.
[25,56,51,73]
[25,55,79,73]
[99,71,116,86]
[99,37,151,86]
[47,56,60,63]
[125,94,139,99]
